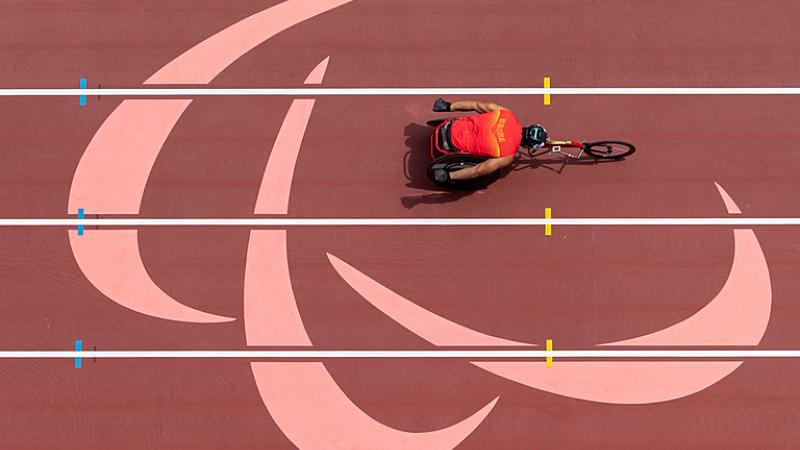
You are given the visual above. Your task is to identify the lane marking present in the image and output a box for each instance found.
[76,208,84,236]
[545,208,552,236]
[546,339,553,367]
[6,87,800,97]
[74,340,82,368]
[544,77,551,105]
[79,79,87,106]
[2,350,800,359]
[3,217,800,227]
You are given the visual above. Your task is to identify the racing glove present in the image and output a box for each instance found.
[433,168,450,184]
[432,98,452,112]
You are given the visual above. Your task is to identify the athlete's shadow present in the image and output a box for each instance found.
[512,150,627,174]
[400,122,475,208]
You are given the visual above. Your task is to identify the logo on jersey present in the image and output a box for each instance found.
[495,117,507,143]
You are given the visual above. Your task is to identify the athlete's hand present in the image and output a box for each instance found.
[433,168,450,184]
[432,98,452,112]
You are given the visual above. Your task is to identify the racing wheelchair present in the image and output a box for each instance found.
[426,118,635,190]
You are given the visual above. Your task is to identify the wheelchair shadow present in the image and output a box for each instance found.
[512,153,627,175]
[400,122,478,208]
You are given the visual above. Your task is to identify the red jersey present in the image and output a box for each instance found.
[450,109,522,158]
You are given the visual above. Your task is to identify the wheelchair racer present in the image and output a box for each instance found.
[430,98,548,183]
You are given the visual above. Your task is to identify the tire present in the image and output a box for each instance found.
[427,153,499,190]
[426,119,446,127]
[583,141,636,159]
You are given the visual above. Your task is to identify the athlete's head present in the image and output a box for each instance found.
[521,124,548,148]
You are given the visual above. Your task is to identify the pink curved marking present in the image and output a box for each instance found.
[69,230,234,323]
[327,253,535,346]
[600,229,771,346]
[252,362,498,449]
[473,361,741,404]
[145,1,497,438]
[254,57,329,214]
[715,182,742,214]
[245,234,497,446]
[68,100,191,214]
[601,185,770,345]
[304,57,330,84]
[255,100,316,214]
[244,230,311,345]
[145,0,353,84]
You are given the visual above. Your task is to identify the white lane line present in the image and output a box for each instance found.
[4,87,800,97]
[2,218,800,227]
[3,350,800,359]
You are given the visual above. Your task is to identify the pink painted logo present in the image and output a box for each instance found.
[66,1,772,449]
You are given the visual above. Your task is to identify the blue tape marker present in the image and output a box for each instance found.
[75,340,82,368]
[79,78,87,106]
[77,208,84,236]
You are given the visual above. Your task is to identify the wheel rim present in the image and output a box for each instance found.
[427,154,497,189]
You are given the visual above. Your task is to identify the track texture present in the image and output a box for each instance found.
[2,1,800,448]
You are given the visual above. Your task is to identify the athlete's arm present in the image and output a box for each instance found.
[448,155,515,181]
[450,101,506,114]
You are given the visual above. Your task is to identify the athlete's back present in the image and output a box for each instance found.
[450,109,522,158]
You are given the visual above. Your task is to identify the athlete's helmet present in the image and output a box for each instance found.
[521,124,548,148]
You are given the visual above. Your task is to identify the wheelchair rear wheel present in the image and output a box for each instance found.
[426,119,446,127]
[427,153,500,190]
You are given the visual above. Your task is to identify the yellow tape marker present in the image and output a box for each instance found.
[545,207,552,236]
[546,339,553,367]
[543,77,551,105]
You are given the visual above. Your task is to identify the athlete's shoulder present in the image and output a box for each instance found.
[498,108,518,118]
[478,109,500,117]
[499,109,521,126]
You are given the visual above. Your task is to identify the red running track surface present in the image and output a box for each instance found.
[2,1,800,448]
